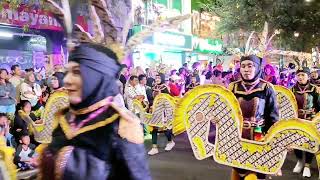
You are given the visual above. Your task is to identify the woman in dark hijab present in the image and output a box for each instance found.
[152,73,169,97]
[51,72,65,90]
[38,43,151,180]
[148,73,175,156]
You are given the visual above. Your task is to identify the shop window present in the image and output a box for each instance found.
[155,0,168,7]
[171,0,182,12]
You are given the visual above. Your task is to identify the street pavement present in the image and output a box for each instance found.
[147,133,319,180]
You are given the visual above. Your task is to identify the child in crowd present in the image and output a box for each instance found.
[0,113,15,147]
[14,133,38,171]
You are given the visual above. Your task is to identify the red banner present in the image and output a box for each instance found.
[0,4,63,31]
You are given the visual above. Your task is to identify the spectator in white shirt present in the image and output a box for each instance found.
[124,76,144,112]
[136,74,149,106]
[20,72,42,108]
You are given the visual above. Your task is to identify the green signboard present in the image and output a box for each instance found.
[193,36,223,55]
[155,0,168,7]
[172,0,182,12]
[132,25,193,51]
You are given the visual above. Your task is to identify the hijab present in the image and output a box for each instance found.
[240,55,262,83]
[296,67,310,86]
[156,73,166,85]
[68,43,121,110]
[52,72,65,89]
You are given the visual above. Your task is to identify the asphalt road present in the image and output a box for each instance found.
[146,133,319,180]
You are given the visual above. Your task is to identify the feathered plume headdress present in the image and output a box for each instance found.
[46,0,191,62]
[244,22,279,58]
[242,22,312,63]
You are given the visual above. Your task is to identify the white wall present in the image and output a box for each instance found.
[181,0,192,34]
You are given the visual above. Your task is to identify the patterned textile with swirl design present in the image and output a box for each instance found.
[133,93,181,133]
[24,90,69,144]
[175,85,320,175]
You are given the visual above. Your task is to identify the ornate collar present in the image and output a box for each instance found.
[241,78,260,86]
[70,96,113,115]
[234,79,266,95]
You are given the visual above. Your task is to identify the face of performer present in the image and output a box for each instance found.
[240,60,256,81]
[64,61,83,105]
[311,71,318,80]
[155,75,161,85]
[297,72,309,85]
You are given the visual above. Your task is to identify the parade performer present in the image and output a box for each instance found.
[228,55,279,180]
[263,64,277,85]
[292,67,320,178]
[311,69,320,86]
[186,75,200,92]
[36,0,152,178]
[38,43,151,180]
[148,73,175,155]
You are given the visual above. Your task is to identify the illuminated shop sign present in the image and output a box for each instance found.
[193,36,223,54]
[132,25,192,50]
[153,32,186,47]
[150,31,192,50]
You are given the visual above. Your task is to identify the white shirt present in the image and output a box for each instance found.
[136,84,148,102]
[20,82,42,106]
[19,147,32,162]
[124,84,139,111]
[199,75,206,85]
[9,76,23,88]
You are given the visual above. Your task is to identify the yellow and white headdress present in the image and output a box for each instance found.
[46,0,191,62]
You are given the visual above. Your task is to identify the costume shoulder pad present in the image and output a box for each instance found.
[228,80,241,91]
[311,84,320,94]
[260,79,274,89]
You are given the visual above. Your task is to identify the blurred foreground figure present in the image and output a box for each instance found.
[38,43,151,180]
[37,0,151,178]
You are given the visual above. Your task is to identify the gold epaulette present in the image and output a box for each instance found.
[58,112,119,140]
[260,79,274,89]
[310,84,320,94]
[228,80,241,92]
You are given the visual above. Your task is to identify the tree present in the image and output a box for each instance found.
[197,0,320,52]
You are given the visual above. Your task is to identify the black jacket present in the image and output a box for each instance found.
[229,79,279,133]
